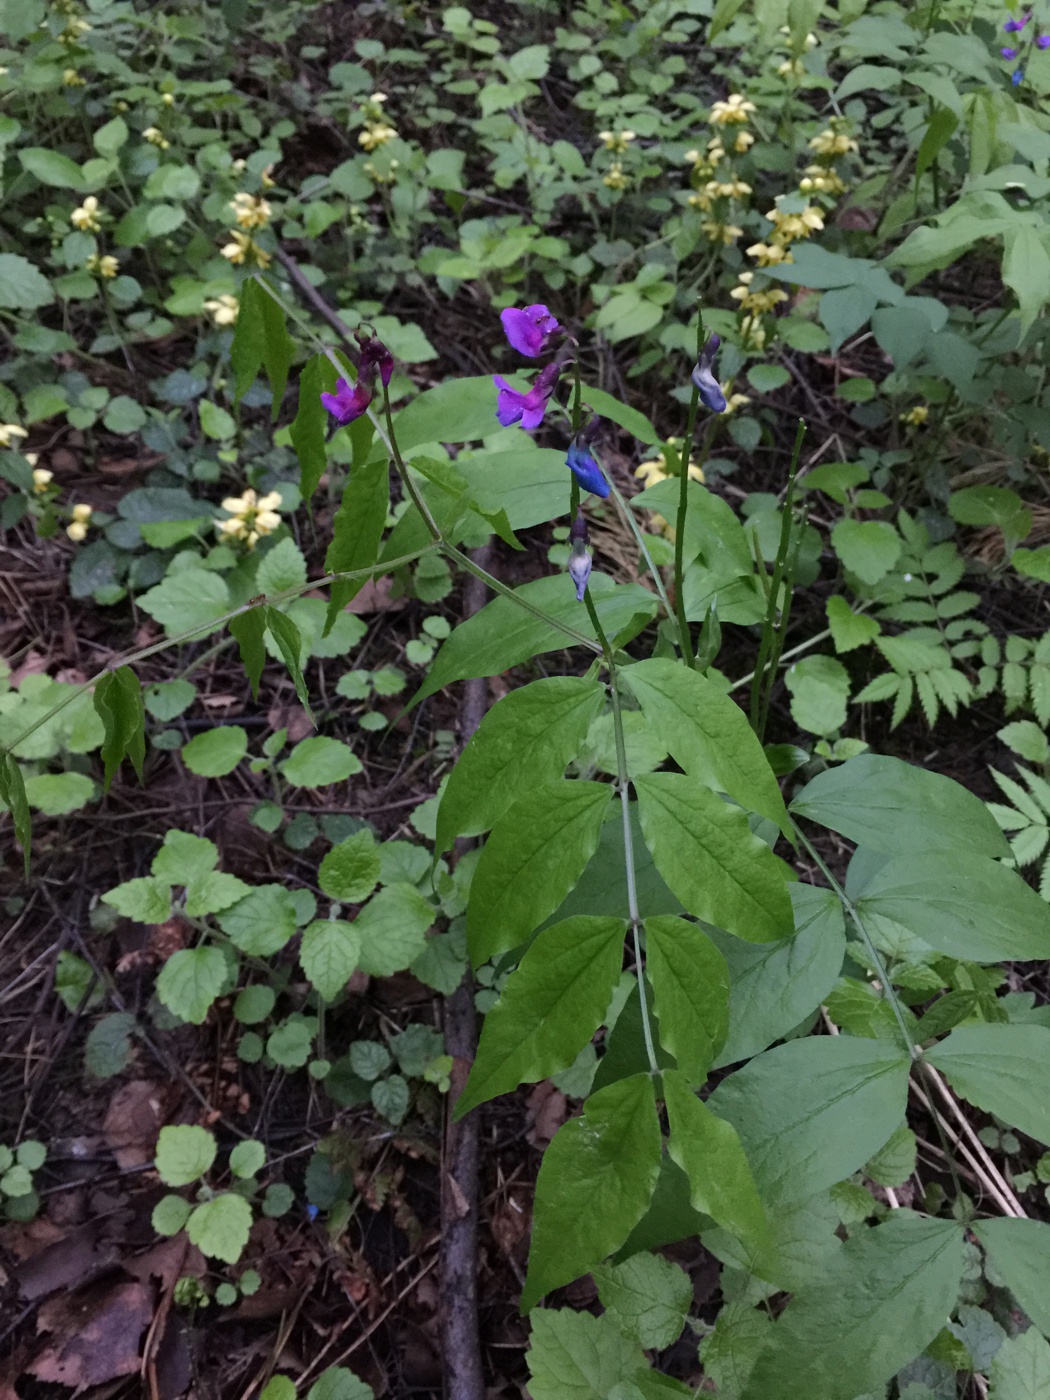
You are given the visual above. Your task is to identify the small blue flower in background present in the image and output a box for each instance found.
[566,441,610,498]
[1012,67,1025,83]
[1002,45,1020,57]
[1038,34,1050,47]
[567,510,592,601]
[494,360,562,430]
[500,304,561,358]
[691,334,728,414]
[306,1203,320,1222]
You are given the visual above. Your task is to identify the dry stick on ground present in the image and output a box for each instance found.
[442,548,493,1400]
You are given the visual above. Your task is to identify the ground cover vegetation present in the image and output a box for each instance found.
[2,0,1050,1395]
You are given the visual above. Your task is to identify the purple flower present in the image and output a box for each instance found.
[321,376,372,425]
[1013,67,1025,83]
[1002,45,1020,58]
[691,334,727,414]
[568,512,592,601]
[1038,34,1050,48]
[359,336,394,388]
[1004,11,1030,31]
[566,441,610,498]
[493,361,561,430]
[500,304,561,358]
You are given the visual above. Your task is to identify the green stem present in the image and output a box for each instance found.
[607,481,674,622]
[673,309,709,669]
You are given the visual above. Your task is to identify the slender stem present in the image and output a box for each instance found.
[673,309,708,669]
[445,543,601,653]
[729,625,833,693]
[607,481,674,622]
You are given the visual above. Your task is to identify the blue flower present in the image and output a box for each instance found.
[567,510,592,601]
[1001,45,1020,58]
[1013,67,1024,83]
[691,334,728,414]
[1004,11,1030,32]
[566,442,610,497]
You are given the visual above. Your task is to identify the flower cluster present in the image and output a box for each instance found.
[773,25,817,80]
[143,125,169,149]
[66,503,92,543]
[229,192,272,230]
[597,128,636,190]
[86,253,118,278]
[216,489,282,550]
[685,94,758,246]
[204,294,239,326]
[0,423,28,448]
[221,228,270,268]
[635,437,706,490]
[900,404,929,428]
[999,9,1050,85]
[320,334,395,426]
[71,195,102,232]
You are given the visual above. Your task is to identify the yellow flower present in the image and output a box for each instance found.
[71,195,102,231]
[71,503,92,523]
[701,220,743,245]
[204,294,239,326]
[732,276,788,314]
[800,164,847,196]
[722,386,751,416]
[63,68,85,86]
[706,178,752,199]
[32,468,53,493]
[900,405,929,427]
[635,459,669,489]
[66,521,88,542]
[809,128,858,157]
[687,190,713,211]
[370,91,388,104]
[777,58,804,78]
[231,158,247,173]
[86,253,118,278]
[260,164,276,188]
[363,159,400,184]
[747,240,793,266]
[0,424,28,447]
[734,130,755,153]
[684,148,703,165]
[710,93,756,125]
[740,314,766,349]
[220,230,271,268]
[217,488,282,549]
[358,122,398,151]
[603,162,629,190]
[143,126,170,149]
[161,92,175,106]
[229,191,272,230]
[764,204,824,242]
[598,129,636,153]
[59,16,91,42]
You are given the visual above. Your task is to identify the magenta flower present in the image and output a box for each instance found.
[321,376,372,425]
[500,304,561,358]
[493,361,561,430]
[1004,11,1030,31]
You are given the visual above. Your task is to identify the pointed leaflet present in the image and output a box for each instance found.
[927,1024,1050,1146]
[527,1309,650,1400]
[740,1214,962,1400]
[454,915,626,1118]
[790,753,1010,857]
[229,607,266,699]
[594,1254,692,1351]
[0,752,31,875]
[324,455,389,627]
[409,574,657,708]
[644,916,728,1084]
[990,1329,1050,1400]
[290,353,336,502]
[853,850,1050,962]
[410,455,522,551]
[300,920,361,1002]
[263,606,313,722]
[466,780,612,966]
[707,1035,910,1208]
[93,666,145,791]
[973,1219,1050,1339]
[435,676,605,854]
[635,773,793,942]
[522,1073,661,1311]
[623,659,790,838]
[664,1069,768,1256]
[230,276,294,417]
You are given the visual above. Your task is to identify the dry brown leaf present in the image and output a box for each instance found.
[525,1081,567,1148]
[30,1280,152,1387]
[103,1080,166,1168]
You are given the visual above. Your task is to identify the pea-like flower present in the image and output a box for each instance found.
[500,304,561,358]
[1039,35,1050,48]
[710,93,756,124]
[734,130,755,153]
[747,240,793,266]
[567,511,592,602]
[63,68,85,86]
[701,220,743,245]
[603,162,629,189]
[32,467,53,493]
[566,442,610,499]
[66,503,92,543]
[204,294,239,326]
[71,195,102,231]
[220,229,271,268]
[320,376,372,425]
[359,122,398,150]
[1003,11,1030,30]
[692,335,728,414]
[229,191,272,230]
[493,360,562,431]
[0,423,28,448]
[598,130,636,153]
[809,128,857,156]
[86,253,119,278]
[217,489,282,550]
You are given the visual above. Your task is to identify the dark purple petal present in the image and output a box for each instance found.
[321,376,372,424]
[360,336,394,388]
[500,304,561,357]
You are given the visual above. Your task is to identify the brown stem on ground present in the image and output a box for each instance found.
[441,545,493,1400]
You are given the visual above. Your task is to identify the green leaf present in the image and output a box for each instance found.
[103,875,172,923]
[708,1035,909,1208]
[155,1124,217,1186]
[259,541,307,602]
[594,1253,692,1350]
[93,666,145,790]
[84,1012,137,1078]
[522,1073,661,1310]
[156,947,228,1024]
[19,146,84,189]
[300,920,361,1001]
[864,1124,917,1187]
[181,725,248,778]
[826,595,881,653]
[55,951,102,1014]
[199,399,236,440]
[229,608,266,699]
[790,753,1010,857]
[579,384,660,446]
[0,253,55,311]
[218,885,298,955]
[527,1309,648,1400]
[291,353,337,501]
[152,1194,192,1237]
[635,773,793,943]
[263,605,313,719]
[455,916,626,1117]
[324,456,389,623]
[152,830,218,884]
[740,1214,962,1400]
[186,1191,253,1263]
[831,519,902,585]
[645,916,728,1083]
[319,828,380,903]
[466,780,612,966]
[854,851,1050,961]
[0,752,32,875]
[784,655,850,737]
[138,568,231,638]
[664,1069,769,1255]
[234,984,276,1024]
[371,1074,409,1124]
[230,277,294,417]
[973,1218,1050,1339]
[411,574,657,707]
[708,0,746,38]
[436,676,604,854]
[917,106,959,179]
[393,375,510,450]
[281,736,361,787]
[229,1139,266,1179]
[1013,546,1050,582]
[93,116,129,156]
[308,1367,374,1400]
[355,884,434,976]
[989,1329,1050,1400]
[622,658,789,838]
[1002,223,1050,340]
[998,721,1049,765]
[927,1024,1050,1146]
[712,884,847,1066]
